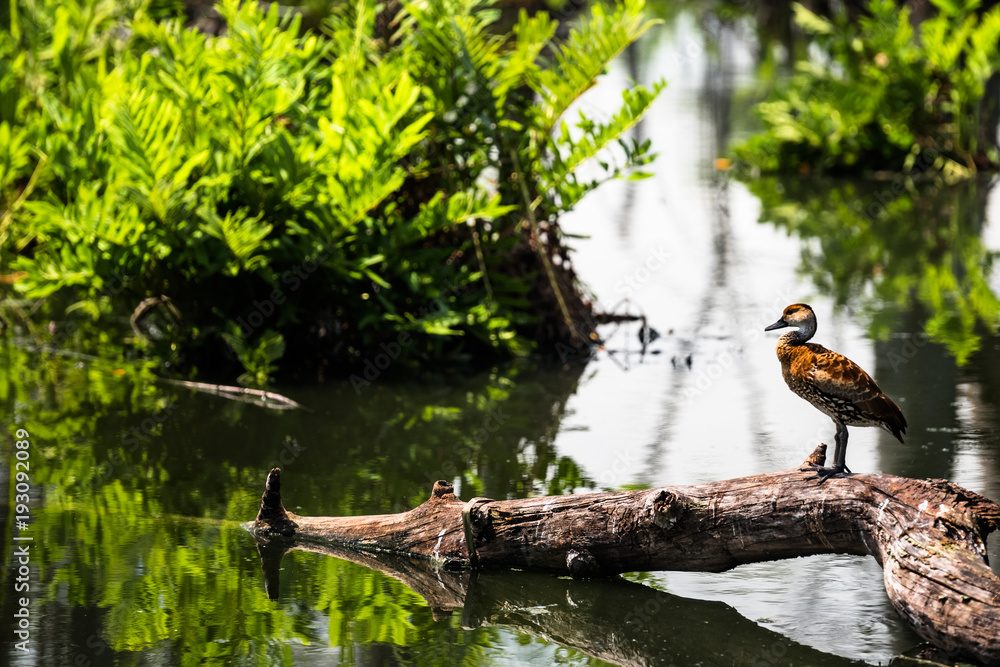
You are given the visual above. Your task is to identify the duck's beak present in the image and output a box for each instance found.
[764,318,788,332]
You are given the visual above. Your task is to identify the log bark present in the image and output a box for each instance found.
[249,444,1000,665]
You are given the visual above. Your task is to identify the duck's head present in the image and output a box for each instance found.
[764,303,817,340]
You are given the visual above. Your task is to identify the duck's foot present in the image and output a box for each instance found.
[805,464,852,484]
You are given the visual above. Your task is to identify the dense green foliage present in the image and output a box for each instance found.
[0,0,663,384]
[734,0,1000,175]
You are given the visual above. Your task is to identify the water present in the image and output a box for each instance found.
[556,8,1000,665]
[3,5,1000,667]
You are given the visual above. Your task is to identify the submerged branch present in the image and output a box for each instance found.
[158,378,304,410]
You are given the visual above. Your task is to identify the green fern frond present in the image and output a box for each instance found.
[201,207,273,274]
[548,82,665,189]
[534,0,660,134]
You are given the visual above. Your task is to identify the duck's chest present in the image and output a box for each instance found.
[780,356,815,395]
[777,347,824,399]
[777,345,812,380]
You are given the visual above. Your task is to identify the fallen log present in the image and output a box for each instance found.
[249,444,1000,665]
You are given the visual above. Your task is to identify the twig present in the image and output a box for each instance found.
[0,151,48,247]
[470,227,495,306]
[157,378,304,410]
[6,337,304,410]
[130,295,181,341]
[509,150,583,344]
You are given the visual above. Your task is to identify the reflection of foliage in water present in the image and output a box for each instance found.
[0,343,591,663]
[745,176,1000,363]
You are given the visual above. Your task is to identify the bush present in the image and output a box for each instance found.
[0,0,664,384]
[734,0,1000,176]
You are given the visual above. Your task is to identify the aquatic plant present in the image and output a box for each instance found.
[734,0,1000,176]
[0,0,663,384]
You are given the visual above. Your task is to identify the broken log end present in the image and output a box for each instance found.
[430,480,458,503]
[801,443,827,468]
[253,467,298,537]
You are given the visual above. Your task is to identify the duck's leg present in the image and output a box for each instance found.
[809,422,851,482]
[832,423,852,474]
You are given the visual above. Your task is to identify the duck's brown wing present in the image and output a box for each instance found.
[805,344,908,442]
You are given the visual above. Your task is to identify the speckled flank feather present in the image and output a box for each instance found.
[777,339,907,442]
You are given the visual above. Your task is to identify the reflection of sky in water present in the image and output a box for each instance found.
[557,10,999,665]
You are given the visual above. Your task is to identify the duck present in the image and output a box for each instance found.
[764,303,906,480]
